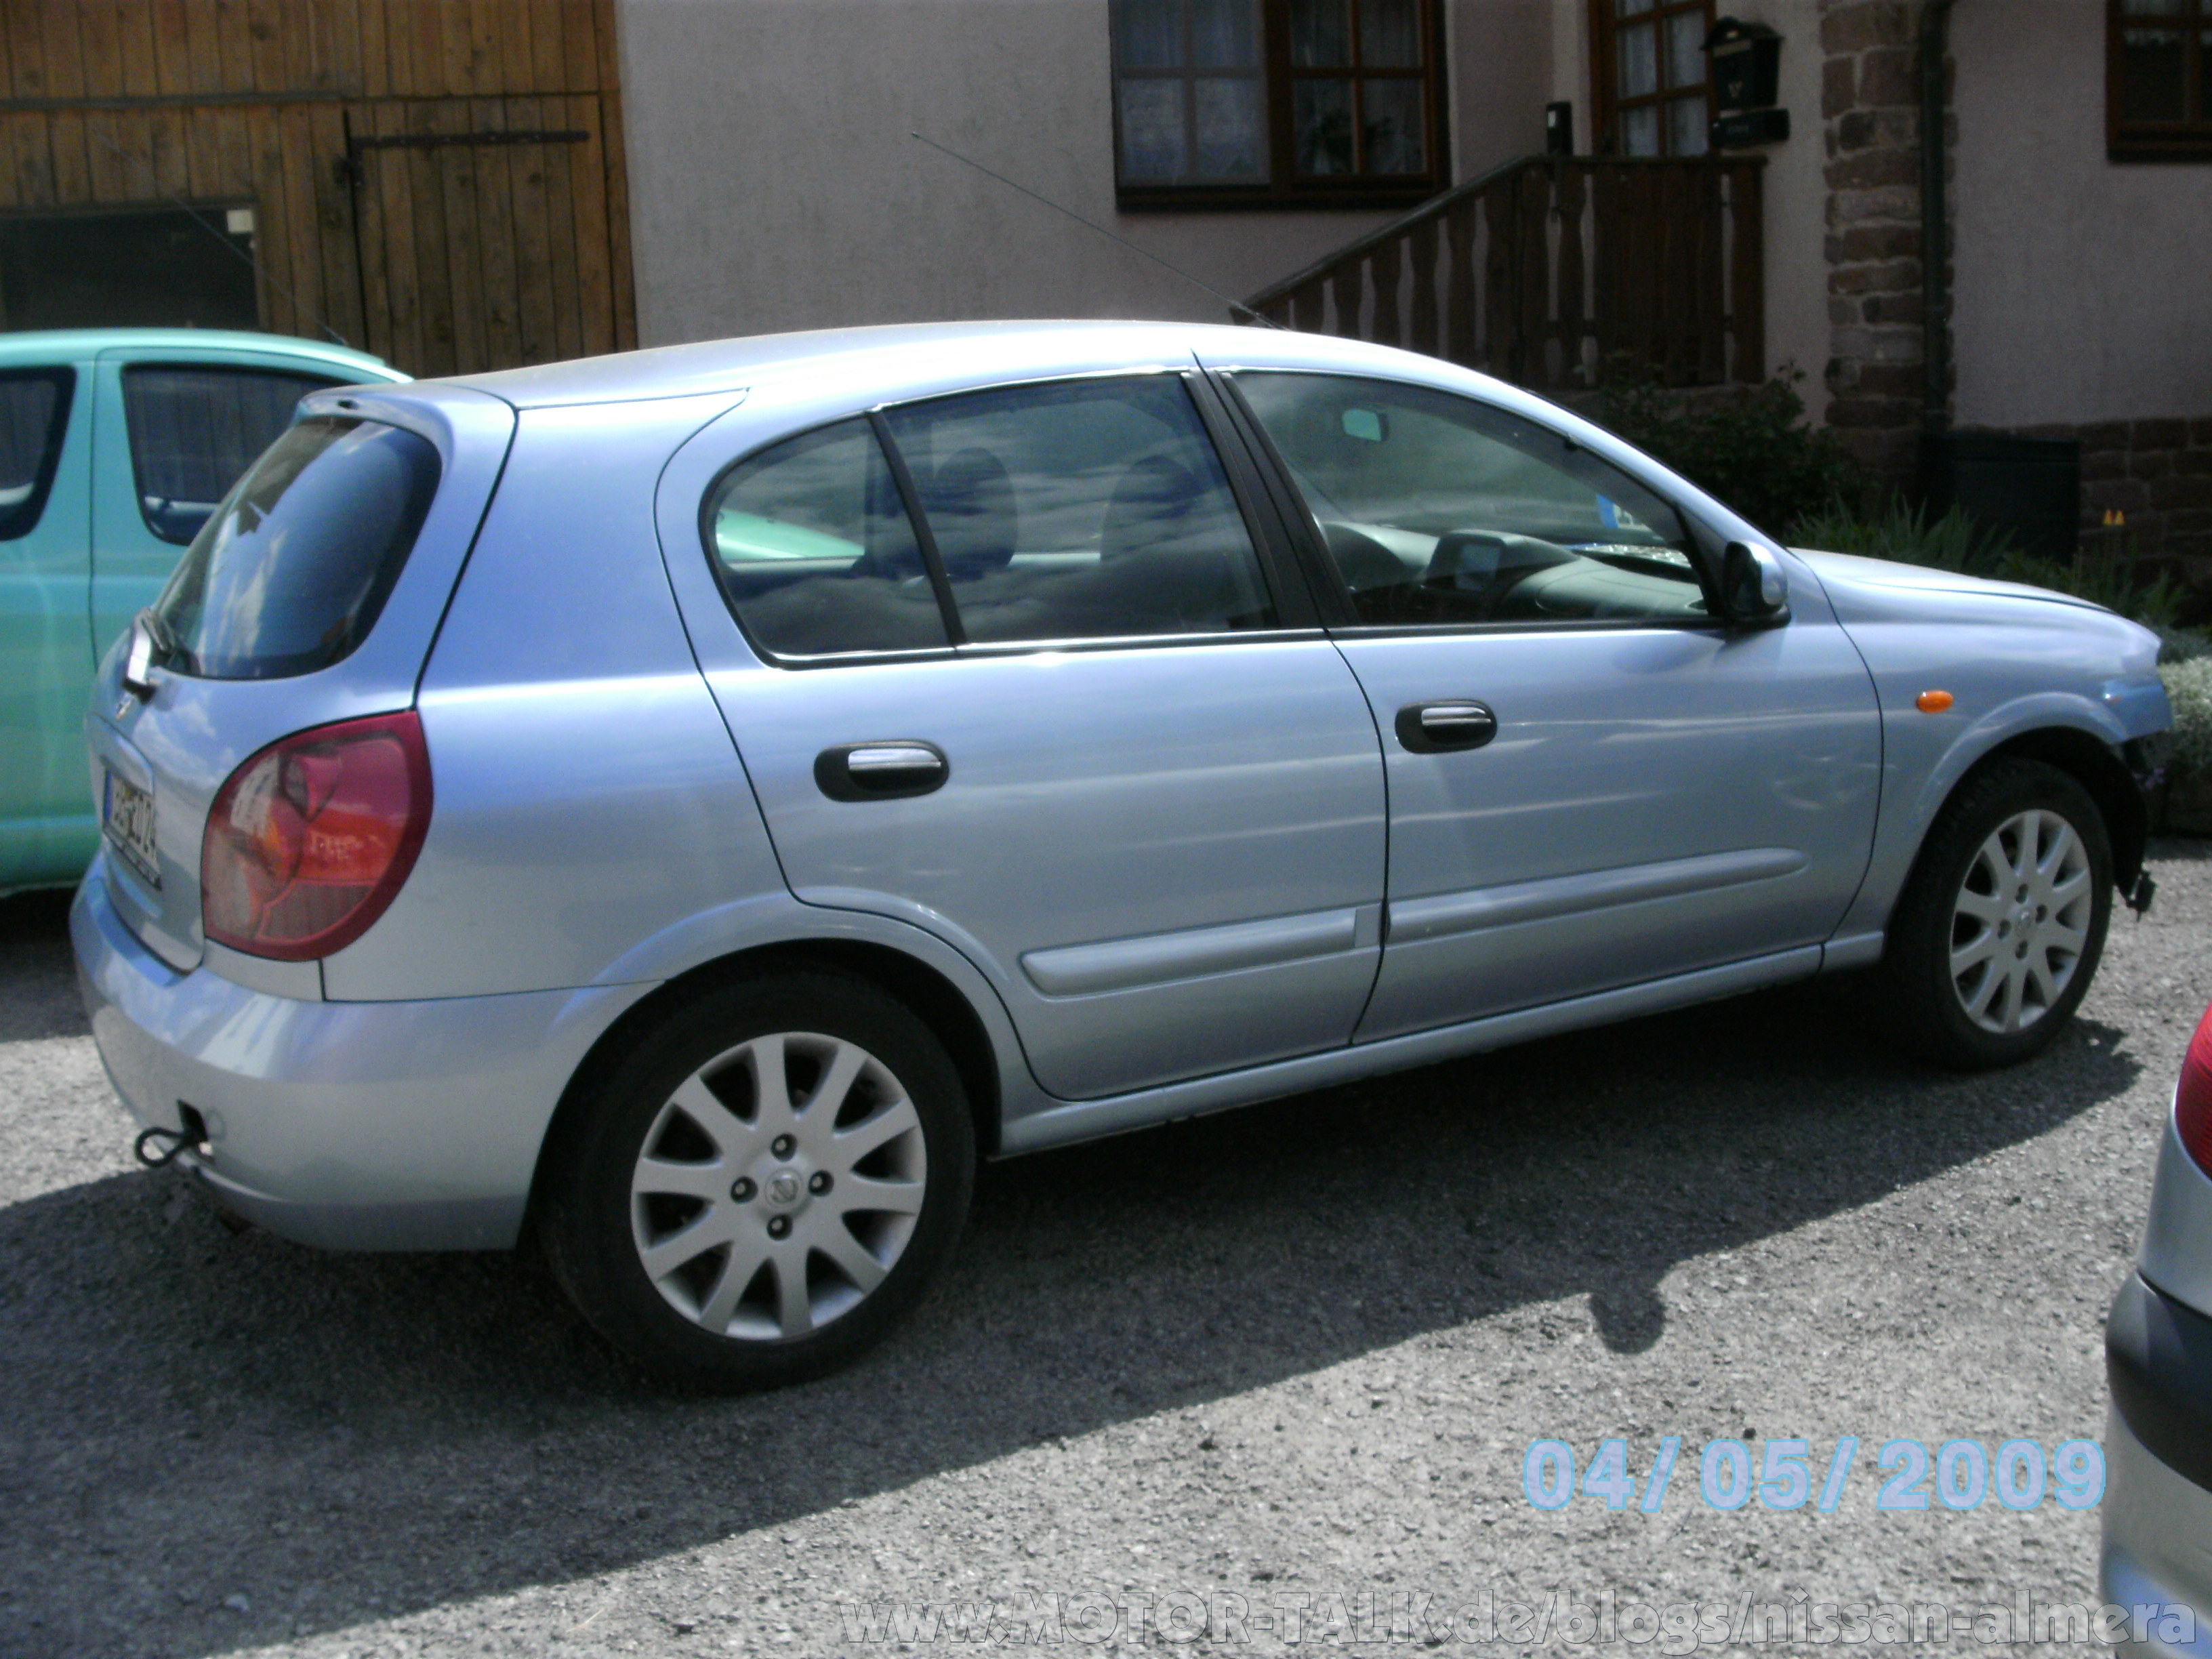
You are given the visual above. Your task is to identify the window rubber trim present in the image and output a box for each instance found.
[1181,367,1319,631]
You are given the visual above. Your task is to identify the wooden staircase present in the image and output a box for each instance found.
[1244,155,1767,391]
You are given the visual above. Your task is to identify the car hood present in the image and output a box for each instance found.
[1788,547,2110,613]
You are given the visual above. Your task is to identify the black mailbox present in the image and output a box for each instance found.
[1706,16,1782,112]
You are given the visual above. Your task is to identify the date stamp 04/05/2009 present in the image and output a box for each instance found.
[1521,1437,2105,1515]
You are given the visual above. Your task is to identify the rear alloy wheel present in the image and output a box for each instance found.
[540,973,975,1389]
[1881,758,2112,1070]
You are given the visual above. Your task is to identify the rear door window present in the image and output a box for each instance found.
[704,416,952,659]
[150,415,441,680]
[881,375,1276,645]
[0,367,73,539]
[123,364,341,545]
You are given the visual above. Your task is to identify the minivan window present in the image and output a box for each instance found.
[880,375,1275,645]
[124,364,340,544]
[703,417,951,659]
[151,415,441,680]
[0,367,73,541]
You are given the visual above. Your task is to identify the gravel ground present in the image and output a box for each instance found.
[1,846,2207,1659]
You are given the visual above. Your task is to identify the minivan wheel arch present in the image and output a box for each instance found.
[527,941,1005,1231]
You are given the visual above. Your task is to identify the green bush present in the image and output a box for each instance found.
[1788,498,2191,637]
[1596,365,1865,535]
[1786,497,2010,573]
[2165,657,2212,783]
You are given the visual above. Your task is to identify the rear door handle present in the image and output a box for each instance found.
[814,741,949,801]
[1395,701,1498,754]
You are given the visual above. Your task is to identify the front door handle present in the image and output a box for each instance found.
[814,741,949,801]
[1396,701,1498,754]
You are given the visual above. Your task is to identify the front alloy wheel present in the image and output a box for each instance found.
[539,972,975,1390]
[1882,757,2112,1071]
[1946,808,2095,1036]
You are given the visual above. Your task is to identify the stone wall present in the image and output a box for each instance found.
[2000,420,2212,599]
[1818,0,1943,481]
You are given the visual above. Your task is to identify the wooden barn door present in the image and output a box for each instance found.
[344,93,630,377]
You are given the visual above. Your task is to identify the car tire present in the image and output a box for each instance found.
[1880,757,2113,1071]
[537,970,976,1391]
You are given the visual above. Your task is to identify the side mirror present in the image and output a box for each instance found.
[1720,541,1790,624]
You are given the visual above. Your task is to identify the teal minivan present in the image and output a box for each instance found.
[0,329,405,895]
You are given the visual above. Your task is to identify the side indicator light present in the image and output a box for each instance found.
[1916,690,1955,713]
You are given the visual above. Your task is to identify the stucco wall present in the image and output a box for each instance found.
[617,0,1556,348]
[1952,0,2212,427]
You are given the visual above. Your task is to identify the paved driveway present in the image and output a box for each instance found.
[3,847,2207,1657]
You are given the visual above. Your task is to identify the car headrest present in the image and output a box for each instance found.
[1099,453,1202,562]
[924,447,1019,579]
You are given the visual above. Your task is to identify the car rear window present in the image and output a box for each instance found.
[150,415,441,680]
[124,364,342,544]
[0,367,73,541]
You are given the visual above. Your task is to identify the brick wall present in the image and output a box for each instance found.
[1820,0,1944,481]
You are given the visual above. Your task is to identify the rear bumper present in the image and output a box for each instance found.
[71,857,652,1250]
[2102,1272,2212,1656]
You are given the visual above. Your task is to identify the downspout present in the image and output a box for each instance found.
[1919,0,1956,434]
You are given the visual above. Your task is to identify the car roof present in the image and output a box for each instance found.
[437,319,1409,411]
[0,327,405,380]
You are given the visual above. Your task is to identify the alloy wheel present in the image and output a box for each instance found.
[629,1031,927,1339]
[1948,808,2093,1035]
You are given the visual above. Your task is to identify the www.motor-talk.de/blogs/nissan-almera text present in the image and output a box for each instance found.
[72,322,2173,1390]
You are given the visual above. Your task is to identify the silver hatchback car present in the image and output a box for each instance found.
[74,322,2173,1388]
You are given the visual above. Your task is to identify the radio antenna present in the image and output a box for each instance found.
[909,131,1284,329]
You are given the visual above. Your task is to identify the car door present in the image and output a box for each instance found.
[1221,368,1883,1042]
[89,348,348,666]
[659,369,1388,1101]
[0,361,94,888]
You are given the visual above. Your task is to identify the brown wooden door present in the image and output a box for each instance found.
[345,94,629,379]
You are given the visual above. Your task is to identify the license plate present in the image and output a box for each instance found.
[102,768,161,889]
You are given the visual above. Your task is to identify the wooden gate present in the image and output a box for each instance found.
[0,1,635,377]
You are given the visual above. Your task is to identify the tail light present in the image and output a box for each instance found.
[2179,1001,2212,1179]
[201,710,432,961]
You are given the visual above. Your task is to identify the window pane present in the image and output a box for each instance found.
[1115,0,1183,67]
[1361,78,1426,173]
[704,418,948,659]
[1360,0,1421,68]
[1295,79,1357,173]
[0,369,70,541]
[2123,0,2186,15]
[2121,27,2189,121]
[1616,0,1656,14]
[1233,373,1705,628]
[123,366,335,545]
[1290,0,1351,66]
[1618,20,1659,97]
[1118,77,1189,181]
[882,377,1274,645]
[1668,95,1710,155]
[152,418,442,680]
[1666,9,1706,88]
[1193,77,1269,178]
[1622,103,1661,156]
[1189,0,1258,66]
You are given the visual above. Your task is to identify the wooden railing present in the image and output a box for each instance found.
[1244,155,1765,390]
